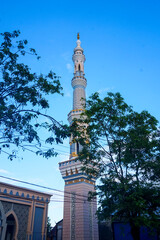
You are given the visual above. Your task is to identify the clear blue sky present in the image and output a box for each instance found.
[0,0,160,225]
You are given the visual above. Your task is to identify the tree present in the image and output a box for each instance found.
[0,30,68,160]
[71,92,160,240]
[47,217,52,238]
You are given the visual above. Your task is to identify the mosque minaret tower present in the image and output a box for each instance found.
[59,34,99,240]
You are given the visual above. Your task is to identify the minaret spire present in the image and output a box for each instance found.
[77,32,80,40]
[70,34,87,112]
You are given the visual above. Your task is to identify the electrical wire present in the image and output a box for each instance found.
[50,199,95,204]
[0,175,97,201]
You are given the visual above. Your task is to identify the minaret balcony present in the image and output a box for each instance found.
[68,109,84,123]
[59,158,96,185]
[59,159,83,178]
[72,76,87,88]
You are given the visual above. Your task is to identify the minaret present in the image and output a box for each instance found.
[68,33,87,159]
[59,34,99,240]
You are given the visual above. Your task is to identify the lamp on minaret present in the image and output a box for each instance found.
[59,34,99,240]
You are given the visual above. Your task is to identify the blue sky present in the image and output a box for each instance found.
[0,0,160,225]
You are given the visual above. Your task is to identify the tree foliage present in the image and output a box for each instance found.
[0,30,68,160]
[47,217,52,237]
[71,92,160,240]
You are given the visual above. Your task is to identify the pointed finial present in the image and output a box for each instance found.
[77,33,80,40]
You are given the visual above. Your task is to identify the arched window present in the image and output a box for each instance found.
[78,64,81,71]
[5,212,18,240]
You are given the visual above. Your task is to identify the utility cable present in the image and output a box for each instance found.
[0,175,96,201]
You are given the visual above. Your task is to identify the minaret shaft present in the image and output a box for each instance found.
[72,77,86,110]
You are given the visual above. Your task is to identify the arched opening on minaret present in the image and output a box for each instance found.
[78,64,81,71]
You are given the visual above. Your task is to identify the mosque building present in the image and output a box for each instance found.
[59,34,99,240]
[0,181,51,239]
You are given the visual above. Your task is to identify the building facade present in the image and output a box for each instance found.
[59,34,99,240]
[0,181,51,240]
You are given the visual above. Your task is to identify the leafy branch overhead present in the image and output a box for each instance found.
[0,30,69,160]
[71,92,160,240]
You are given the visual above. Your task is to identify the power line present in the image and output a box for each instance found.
[0,188,97,205]
[50,193,98,204]
[50,199,95,204]
[50,192,88,202]
[0,175,96,201]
